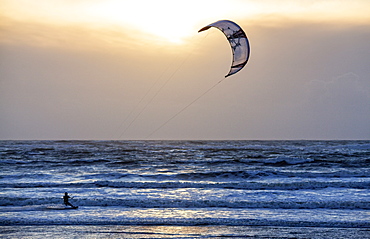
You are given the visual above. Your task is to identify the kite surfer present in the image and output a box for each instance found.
[63,192,77,208]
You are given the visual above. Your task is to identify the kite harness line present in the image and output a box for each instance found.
[146,78,226,139]
[146,20,250,138]
[117,33,210,139]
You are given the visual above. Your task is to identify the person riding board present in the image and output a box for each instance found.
[63,192,76,208]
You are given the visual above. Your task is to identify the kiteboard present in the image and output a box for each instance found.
[45,206,78,210]
[65,206,78,210]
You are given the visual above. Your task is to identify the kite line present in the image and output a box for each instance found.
[117,33,209,139]
[146,20,250,138]
[146,78,225,139]
[118,20,250,139]
[117,54,181,139]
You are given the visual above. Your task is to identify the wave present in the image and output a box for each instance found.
[1,206,369,228]
[2,156,369,170]
[0,178,369,191]
[2,218,369,228]
[2,140,369,165]
[140,170,370,180]
[1,196,369,210]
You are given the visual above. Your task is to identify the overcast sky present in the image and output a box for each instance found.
[1,0,369,140]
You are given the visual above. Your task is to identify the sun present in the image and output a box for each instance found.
[86,0,244,44]
[2,0,258,45]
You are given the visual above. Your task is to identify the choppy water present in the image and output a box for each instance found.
[1,140,369,238]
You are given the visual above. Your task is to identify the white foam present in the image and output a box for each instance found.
[1,207,369,228]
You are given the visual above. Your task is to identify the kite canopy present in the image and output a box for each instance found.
[198,20,250,78]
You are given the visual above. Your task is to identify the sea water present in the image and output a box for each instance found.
[0,140,369,238]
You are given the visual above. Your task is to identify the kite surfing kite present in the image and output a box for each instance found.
[198,20,250,77]
[119,20,251,138]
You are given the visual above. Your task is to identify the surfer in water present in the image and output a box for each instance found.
[63,192,77,208]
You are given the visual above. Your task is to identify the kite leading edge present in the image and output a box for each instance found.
[198,20,250,78]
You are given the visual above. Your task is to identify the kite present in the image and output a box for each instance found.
[198,20,250,77]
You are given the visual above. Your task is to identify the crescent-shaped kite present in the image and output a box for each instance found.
[198,20,250,78]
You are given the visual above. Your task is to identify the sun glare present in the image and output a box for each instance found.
[3,0,369,46]
[1,0,258,47]
[86,0,248,44]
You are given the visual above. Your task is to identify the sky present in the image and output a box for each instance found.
[1,0,370,140]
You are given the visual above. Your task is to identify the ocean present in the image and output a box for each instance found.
[0,140,369,238]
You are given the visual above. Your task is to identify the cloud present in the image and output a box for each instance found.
[1,5,370,140]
